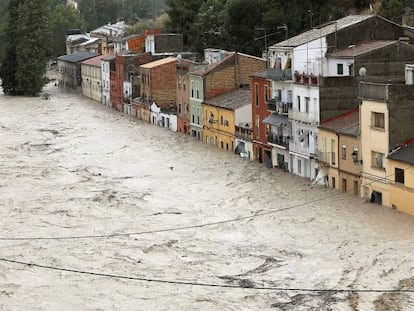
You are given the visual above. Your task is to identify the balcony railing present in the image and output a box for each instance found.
[294,72,319,86]
[267,99,292,114]
[315,150,336,165]
[235,126,253,141]
[267,134,290,148]
[267,99,278,112]
[288,110,319,124]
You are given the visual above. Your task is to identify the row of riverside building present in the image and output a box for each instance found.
[57,15,414,216]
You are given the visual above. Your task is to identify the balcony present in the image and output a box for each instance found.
[288,110,319,124]
[235,126,253,141]
[316,150,336,166]
[267,98,278,112]
[267,99,292,114]
[267,134,290,148]
[294,72,319,86]
[289,140,310,157]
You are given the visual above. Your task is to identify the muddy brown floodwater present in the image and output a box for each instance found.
[1,82,414,311]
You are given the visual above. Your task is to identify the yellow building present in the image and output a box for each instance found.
[317,109,361,193]
[203,89,251,152]
[81,55,105,102]
[387,143,414,215]
[360,98,390,206]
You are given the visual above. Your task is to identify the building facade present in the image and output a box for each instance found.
[57,52,99,91]
[81,55,106,102]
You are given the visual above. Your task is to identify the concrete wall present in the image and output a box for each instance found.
[81,63,102,102]
[319,76,359,122]
[326,16,411,53]
[293,38,327,75]
[235,104,251,125]
[388,84,414,149]
[388,158,414,215]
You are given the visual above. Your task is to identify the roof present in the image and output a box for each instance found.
[204,89,251,110]
[101,55,116,61]
[140,57,176,69]
[79,37,101,46]
[272,15,374,48]
[91,21,127,37]
[81,55,107,67]
[66,34,90,43]
[57,52,100,63]
[263,113,288,126]
[252,68,292,81]
[327,40,397,58]
[190,52,236,76]
[319,109,359,136]
[388,143,414,165]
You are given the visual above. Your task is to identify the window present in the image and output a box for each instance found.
[191,81,194,98]
[264,85,269,101]
[395,168,405,184]
[297,96,301,111]
[337,63,344,75]
[341,145,346,160]
[224,119,229,127]
[305,97,310,113]
[371,112,385,129]
[255,84,259,107]
[220,115,224,125]
[331,139,336,165]
[265,124,270,135]
[196,108,200,124]
[332,177,336,188]
[371,151,384,169]
[178,104,181,114]
[196,82,200,99]
[298,159,302,174]
[255,115,260,138]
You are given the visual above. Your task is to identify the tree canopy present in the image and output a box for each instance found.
[0,0,51,96]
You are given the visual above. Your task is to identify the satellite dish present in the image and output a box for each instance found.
[359,67,367,77]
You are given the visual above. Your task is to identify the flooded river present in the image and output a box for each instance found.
[1,83,414,310]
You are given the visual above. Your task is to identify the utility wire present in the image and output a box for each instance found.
[0,191,343,241]
[1,257,413,293]
[0,163,411,242]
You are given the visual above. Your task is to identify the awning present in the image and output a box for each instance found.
[262,114,287,126]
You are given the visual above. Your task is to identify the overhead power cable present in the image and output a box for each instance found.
[0,191,343,241]
[1,257,413,293]
[0,164,411,242]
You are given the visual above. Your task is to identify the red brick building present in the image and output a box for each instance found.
[110,52,152,112]
[139,57,177,108]
[251,72,272,166]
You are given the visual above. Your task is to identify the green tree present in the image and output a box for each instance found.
[50,4,84,57]
[0,0,19,95]
[0,0,51,96]
[165,0,203,45]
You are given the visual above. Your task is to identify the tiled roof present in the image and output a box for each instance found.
[190,52,236,76]
[81,55,107,67]
[388,143,414,165]
[319,109,359,136]
[57,52,100,63]
[272,15,374,48]
[140,57,176,69]
[204,89,251,110]
[327,40,397,58]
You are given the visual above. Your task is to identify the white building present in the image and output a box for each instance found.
[101,55,114,107]
[267,14,396,180]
